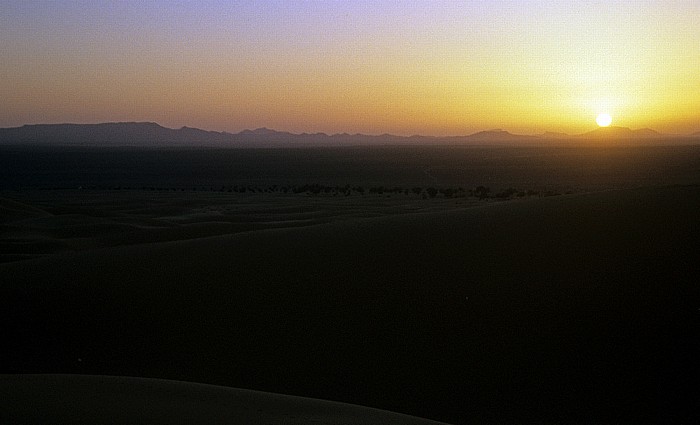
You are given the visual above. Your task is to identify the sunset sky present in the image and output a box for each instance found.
[2,1,699,136]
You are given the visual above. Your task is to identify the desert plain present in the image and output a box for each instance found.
[1,145,699,424]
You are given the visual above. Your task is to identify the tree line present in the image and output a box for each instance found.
[68,184,566,199]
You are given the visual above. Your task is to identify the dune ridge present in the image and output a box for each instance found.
[0,374,449,425]
[2,185,699,424]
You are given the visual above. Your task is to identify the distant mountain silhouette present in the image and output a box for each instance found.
[539,131,570,139]
[464,129,536,142]
[0,122,233,146]
[239,127,295,138]
[0,122,695,147]
[0,122,535,147]
[578,126,661,139]
[428,130,537,145]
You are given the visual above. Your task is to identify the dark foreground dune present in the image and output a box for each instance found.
[2,185,699,424]
[0,374,448,425]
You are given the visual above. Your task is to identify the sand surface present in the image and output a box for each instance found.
[0,190,483,263]
[0,374,449,425]
[2,185,699,424]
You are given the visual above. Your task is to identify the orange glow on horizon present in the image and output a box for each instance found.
[1,2,699,136]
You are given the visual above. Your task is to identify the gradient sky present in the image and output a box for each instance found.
[1,1,699,135]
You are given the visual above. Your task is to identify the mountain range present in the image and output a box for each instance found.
[0,122,697,147]
[579,126,662,139]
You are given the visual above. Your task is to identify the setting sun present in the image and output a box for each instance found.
[1,2,699,135]
[596,114,613,127]
[2,3,700,425]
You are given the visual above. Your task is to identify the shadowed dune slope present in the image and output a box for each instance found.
[2,186,699,424]
[0,374,449,425]
[0,197,51,223]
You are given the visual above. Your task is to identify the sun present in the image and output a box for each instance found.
[596,113,612,127]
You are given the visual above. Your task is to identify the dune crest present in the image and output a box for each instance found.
[0,374,450,425]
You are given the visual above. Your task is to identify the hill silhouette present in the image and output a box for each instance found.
[539,131,570,139]
[579,126,661,139]
[0,123,540,147]
[0,122,697,147]
[0,122,233,146]
[461,129,536,143]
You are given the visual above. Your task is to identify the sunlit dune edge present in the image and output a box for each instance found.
[0,374,450,425]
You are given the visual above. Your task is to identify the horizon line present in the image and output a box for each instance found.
[4,121,700,139]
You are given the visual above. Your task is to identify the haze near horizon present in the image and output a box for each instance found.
[2,1,699,136]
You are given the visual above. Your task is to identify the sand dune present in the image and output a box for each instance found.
[2,185,698,423]
[0,374,449,425]
[0,189,479,262]
[0,197,52,223]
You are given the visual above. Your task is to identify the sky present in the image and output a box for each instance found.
[1,0,699,136]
